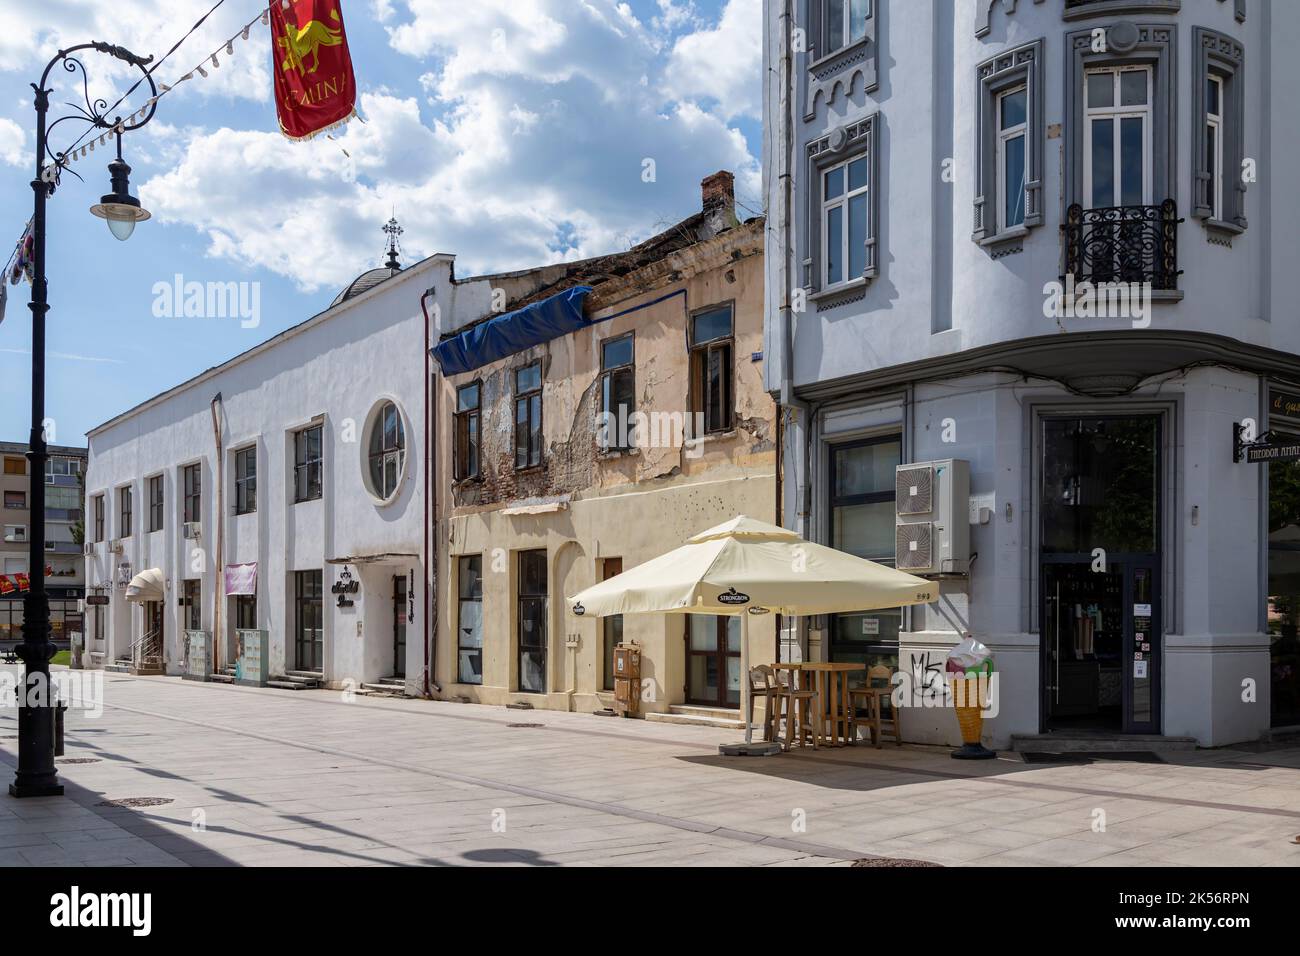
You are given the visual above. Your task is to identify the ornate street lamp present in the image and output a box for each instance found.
[9,42,157,799]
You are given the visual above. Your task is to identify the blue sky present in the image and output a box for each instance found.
[0,0,761,444]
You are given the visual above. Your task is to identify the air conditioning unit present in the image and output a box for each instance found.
[895,459,971,575]
[45,542,57,551]
[109,539,125,555]
[182,522,202,540]
[83,542,96,557]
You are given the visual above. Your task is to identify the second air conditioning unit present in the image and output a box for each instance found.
[109,539,124,555]
[895,459,970,575]
[83,542,95,557]
[182,522,202,540]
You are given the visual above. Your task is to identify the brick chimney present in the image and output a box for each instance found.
[701,170,735,216]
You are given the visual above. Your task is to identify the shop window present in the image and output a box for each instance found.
[1192,27,1246,239]
[294,425,323,502]
[234,593,257,631]
[181,579,202,632]
[828,435,902,681]
[599,334,635,452]
[514,363,543,470]
[117,485,132,538]
[517,549,547,693]
[805,114,880,299]
[457,554,483,685]
[601,558,623,691]
[973,40,1044,251]
[148,475,164,532]
[454,382,481,481]
[1040,417,1159,555]
[1268,444,1300,728]
[367,401,406,500]
[182,464,201,524]
[234,447,257,515]
[689,305,734,435]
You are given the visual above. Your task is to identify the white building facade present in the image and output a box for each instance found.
[83,251,446,692]
[764,0,1300,747]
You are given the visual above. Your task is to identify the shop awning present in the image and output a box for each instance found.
[431,286,593,376]
[325,552,418,566]
[125,568,164,604]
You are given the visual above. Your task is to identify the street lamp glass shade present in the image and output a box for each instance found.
[89,201,151,241]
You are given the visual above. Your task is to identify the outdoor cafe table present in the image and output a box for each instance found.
[772,662,864,747]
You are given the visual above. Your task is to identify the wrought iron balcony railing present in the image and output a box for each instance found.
[1063,200,1182,291]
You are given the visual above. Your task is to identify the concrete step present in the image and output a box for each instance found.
[646,705,744,730]
[268,679,317,691]
[285,670,324,680]
[103,663,130,674]
[1010,733,1198,753]
[357,683,407,697]
[131,664,165,677]
[208,674,235,684]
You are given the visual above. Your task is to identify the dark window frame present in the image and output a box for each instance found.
[457,554,483,686]
[368,401,406,500]
[454,381,482,481]
[513,363,544,471]
[147,474,164,533]
[234,593,257,631]
[689,304,735,435]
[599,333,636,452]
[117,485,132,539]
[182,463,201,525]
[3,490,26,510]
[517,549,548,694]
[234,446,257,516]
[294,424,324,503]
[181,578,202,632]
[294,569,323,671]
[827,434,904,671]
[93,494,104,542]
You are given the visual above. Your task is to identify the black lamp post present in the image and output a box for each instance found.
[9,42,156,799]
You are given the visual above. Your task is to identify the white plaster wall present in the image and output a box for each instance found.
[84,258,446,687]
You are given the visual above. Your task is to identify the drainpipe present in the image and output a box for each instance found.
[209,393,224,673]
[777,0,813,527]
[420,288,440,697]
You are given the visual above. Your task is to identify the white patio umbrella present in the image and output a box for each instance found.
[567,516,939,755]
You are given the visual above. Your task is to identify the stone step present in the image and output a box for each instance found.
[357,682,406,696]
[103,663,129,674]
[285,669,324,680]
[1009,733,1198,753]
[646,705,744,730]
[208,674,235,684]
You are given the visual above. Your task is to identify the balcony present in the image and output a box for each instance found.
[1063,200,1182,292]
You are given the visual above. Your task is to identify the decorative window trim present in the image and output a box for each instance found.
[973,39,1045,253]
[803,112,880,304]
[1061,0,1180,21]
[803,0,877,122]
[975,0,1046,40]
[1064,23,1177,212]
[1191,26,1247,240]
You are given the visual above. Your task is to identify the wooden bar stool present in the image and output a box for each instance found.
[774,667,821,751]
[850,664,901,748]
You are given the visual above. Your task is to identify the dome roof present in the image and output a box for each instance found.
[330,264,401,308]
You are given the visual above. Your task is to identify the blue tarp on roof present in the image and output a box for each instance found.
[431,286,594,376]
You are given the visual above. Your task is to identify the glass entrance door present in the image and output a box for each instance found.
[686,616,740,708]
[1039,415,1161,734]
[1041,558,1160,734]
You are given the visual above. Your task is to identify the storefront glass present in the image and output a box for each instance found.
[1267,450,1300,727]
[829,435,902,683]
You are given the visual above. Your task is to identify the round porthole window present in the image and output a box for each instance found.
[364,400,406,503]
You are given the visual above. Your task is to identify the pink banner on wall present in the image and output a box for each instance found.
[224,563,258,596]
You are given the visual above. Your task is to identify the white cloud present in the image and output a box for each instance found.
[140,0,762,294]
[0,117,24,166]
[664,0,762,122]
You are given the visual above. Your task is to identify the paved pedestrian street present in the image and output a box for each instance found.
[2,665,1298,868]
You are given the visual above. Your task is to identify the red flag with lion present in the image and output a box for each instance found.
[270,0,357,140]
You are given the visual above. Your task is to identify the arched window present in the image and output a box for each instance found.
[368,401,405,500]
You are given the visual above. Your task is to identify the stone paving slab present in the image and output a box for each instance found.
[1,665,1299,866]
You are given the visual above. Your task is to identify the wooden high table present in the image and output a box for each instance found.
[773,662,864,747]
